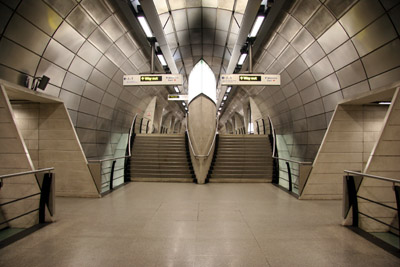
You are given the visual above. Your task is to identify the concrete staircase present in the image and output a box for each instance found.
[130,134,195,182]
[207,135,273,182]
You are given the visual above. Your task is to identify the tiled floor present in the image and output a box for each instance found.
[1,182,399,266]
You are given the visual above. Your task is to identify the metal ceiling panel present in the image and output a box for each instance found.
[44,39,75,69]
[0,3,12,34]
[192,44,202,56]
[163,15,175,34]
[116,34,137,58]
[187,8,201,29]
[362,39,400,78]
[67,6,96,38]
[390,5,400,34]
[305,6,335,38]
[294,70,315,91]
[218,0,234,10]
[213,45,224,58]
[277,45,298,69]
[352,15,396,57]
[177,30,190,46]
[339,0,384,37]
[129,50,146,69]
[89,27,113,53]
[267,34,289,58]
[105,44,126,67]
[18,0,62,36]
[202,0,218,8]
[283,82,299,98]
[101,15,125,42]
[325,0,357,18]
[216,9,231,31]
[202,29,215,44]
[279,15,302,42]
[310,57,334,81]
[0,38,40,76]
[79,97,100,116]
[328,40,358,71]
[169,0,186,10]
[342,80,370,98]
[36,59,66,87]
[180,45,192,58]
[317,73,340,96]
[96,55,118,78]
[214,30,228,46]
[154,0,169,14]
[81,0,111,24]
[101,93,117,108]
[88,69,110,90]
[43,0,76,18]
[69,56,93,80]
[304,98,324,117]
[322,90,343,111]
[189,29,202,44]
[317,22,348,54]
[63,72,86,95]
[286,56,308,79]
[59,90,80,110]
[203,44,213,56]
[291,0,321,25]
[369,67,400,90]
[77,41,102,66]
[202,8,217,29]
[165,33,178,48]
[186,0,202,8]
[291,28,313,54]
[336,60,367,88]
[235,0,248,13]
[300,83,320,104]
[5,14,50,55]
[107,80,123,97]
[301,41,325,67]
[172,9,188,31]
[54,22,85,53]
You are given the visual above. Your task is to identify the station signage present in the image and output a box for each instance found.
[123,74,183,86]
[168,94,188,101]
[220,74,280,86]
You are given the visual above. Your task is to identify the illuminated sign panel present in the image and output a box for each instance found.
[168,94,188,101]
[220,74,280,86]
[123,74,183,86]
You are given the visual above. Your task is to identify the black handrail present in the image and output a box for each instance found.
[344,171,400,250]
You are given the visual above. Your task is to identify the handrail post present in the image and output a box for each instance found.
[139,118,143,133]
[394,185,400,249]
[286,161,292,192]
[256,121,259,134]
[262,119,265,135]
[346,175,359,227]
[39,172,53,223]
[146,120,150,133]
[109,160,116,190]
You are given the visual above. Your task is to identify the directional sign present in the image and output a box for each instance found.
[123,74,183,86]
[168,94,188,101]
[220,74,280,86]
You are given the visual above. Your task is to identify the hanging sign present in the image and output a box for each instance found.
[168,94,188,101]
[123,74,183,86]
[220,74,280,86]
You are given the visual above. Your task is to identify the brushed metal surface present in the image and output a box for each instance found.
[287,56,308,79]
[97,55,118,78]
[88,69,110,90]
[66,6,96,38]
[77,113,98,129]
[277,45,298,69]
[291,0,320,24]
[287,93,302,109]
[0,3,12,33]
[77,41,102,66]
[322,90,343,111]
[305,5,335,38]
[44,39,75,69]
[5,14,50,55]
[279,15,302,42]
[301,41,325,67]
[336,60,366,88]
[341,80,370,98]
[62,72,86,95]
[53,22,85,53]
[44,0,76,18]
[310,57,333,81]
[101,15,125,42]
[81,0,111,24]
[291,27,314,54]
[79,97,100,116]
[69,56,93,80]
[316,73,340,96]
[294,70,315,91]
[105,44,126,67]
[339,0,384,37]
[317,22,348,54]
[325,0,357,18]
[300,83,320,104]
[328,40,358,71]
[101,93,117,108]
[36,59,66,87]
[59,90,80,110]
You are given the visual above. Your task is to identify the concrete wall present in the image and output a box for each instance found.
[301,104,387,199]
[0,86,39,228]
[358,89,400,232]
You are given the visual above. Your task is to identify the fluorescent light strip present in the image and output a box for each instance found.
[223,95,227,101]
[137,16,153,38]
[157,54,167,66]
[182,102,186,106]
[238,53,247,65]
[378,101,391,105]
[226,86,231,93]
[249,16,265,37]
[218,107,222,111]
[174,86,180,93]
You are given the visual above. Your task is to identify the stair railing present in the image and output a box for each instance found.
[87,113,138,195]
[186,115,219,159]
[0,168,55,228]
[343,170,400,252]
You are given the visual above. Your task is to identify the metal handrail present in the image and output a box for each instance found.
[272,157,313,165]
[344,170,400,184]
[267,116,276,157]
[0,168,54,180]
[87,155,130,163]
[186,115,219,158]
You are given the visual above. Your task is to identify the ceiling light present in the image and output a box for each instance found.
[226,86,231,93]
[182,102,186,106]
[218,107,222,111]
[238,53,247,65]
[185,107,188,111]
[137,16,153,38]
[378,101,391,105]
[221,102,224,106]
[249,15,265,37]
[157,54,167,66]
[223,95,227,101]
[174,86,180,93]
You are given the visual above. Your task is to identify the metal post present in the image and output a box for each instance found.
[346,175,359,227]
[394,185,400,249]
[249,42,253,74]
[151,41,155,74]
[262,119,266,135]
[39,172,52,223]
[256,121,259,134]
[286,161,292,192]
[110,160,116,190]
[139,118,143,133]
[146,120,150,133]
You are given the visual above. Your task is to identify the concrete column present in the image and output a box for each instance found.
[188,95,216,184]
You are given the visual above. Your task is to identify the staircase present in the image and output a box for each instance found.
[207,135,273,182]
[130,134,195,182]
